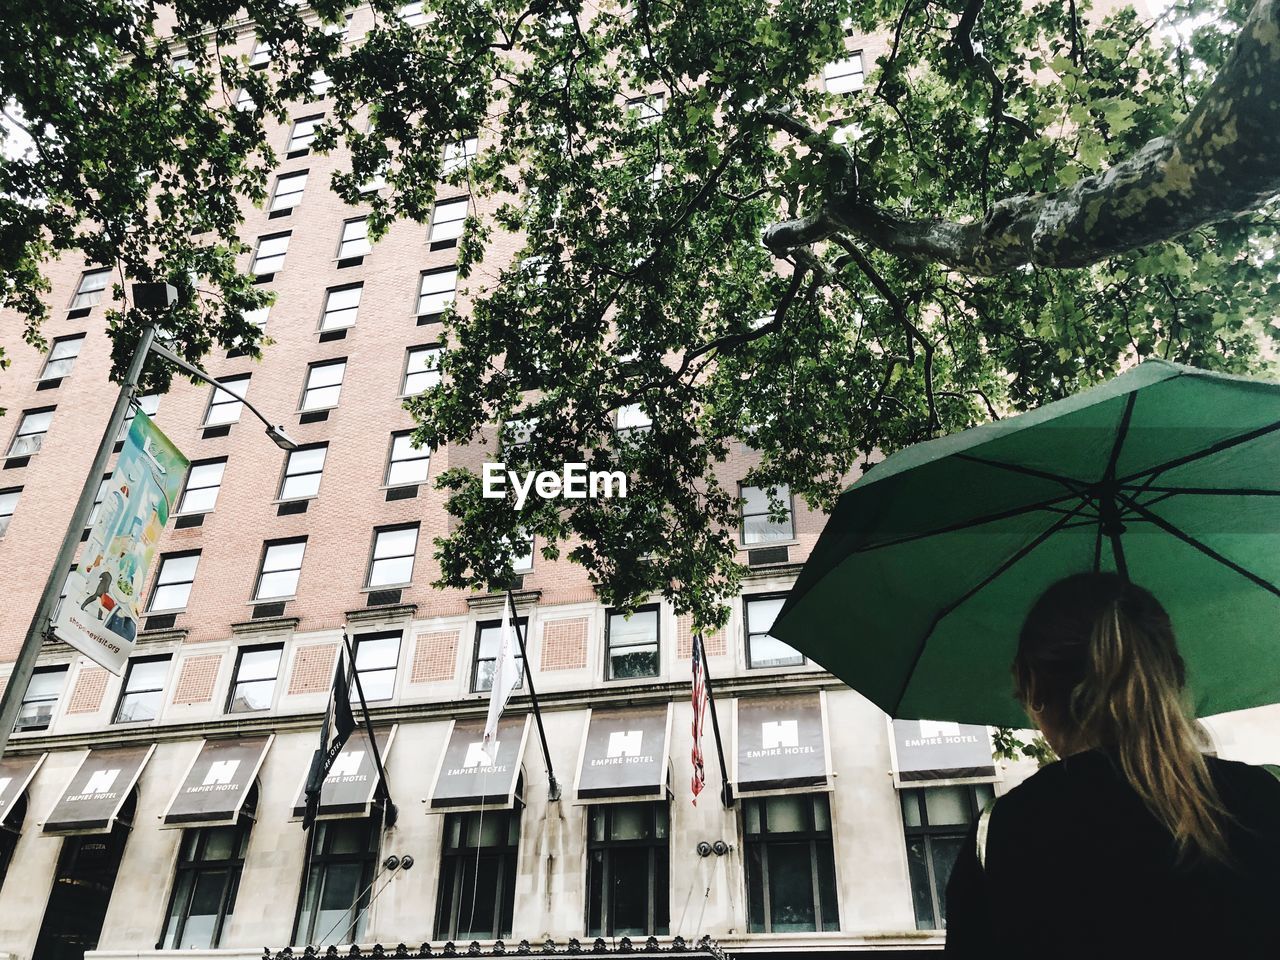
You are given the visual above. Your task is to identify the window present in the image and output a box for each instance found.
[325,14,352,38]
[336,218,371,259]
[614,403,652,437]
[471,617,527,693]
[587,803,669,937]
[270,171,308,213]
[366,524,419,588]
[294,818,380,947]
[251,232,290,275]
[429,197,468,244]
[401,2,428,25]
[740,484,794,545]
[242,306,270,333]
[255,538,306,601]
[606,606,660,680]
[204,375,249,426]
[301,359,346,411]
[8,408,54,457]
[385,432,430,487]
[235,87,256,112]
[824,52,864,94]
[441,136,478,175]
[114,655,172,723]
[160,818,252,948]
[417,267,457,316]
[310,70,332,97]
[86,474,112,526]
[435,809,519,941]
[53,565,75,623]
[40,335,85,381]
[351,632,401,702]
[320,284,362,330]
[744,594,804,669]
[71,268,111,310]
[510,530,534,574]
[150,552,200,612]
[0,487,20,537]
[0,794,22,883]
[402,345,442,395]
[902,784,994,930]
[249,39,270,67]
[626,94,664,124]
[119,394,161,440]
[279,444,326,500]
[743,794,840,933]
[179,459,226,514]
[226,644,283,713]
[287,115,323,154]
[14,665,68,732]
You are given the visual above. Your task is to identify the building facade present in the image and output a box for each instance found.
[2,7,1279,960]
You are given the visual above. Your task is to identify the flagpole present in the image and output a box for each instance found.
[505,589,561,801]
[696,632,734,808]
[342,630,399,828]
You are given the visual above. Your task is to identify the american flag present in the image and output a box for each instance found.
[691,632,707,805]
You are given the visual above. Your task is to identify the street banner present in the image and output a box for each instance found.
[52,409,188,675]
[889,719,998,786]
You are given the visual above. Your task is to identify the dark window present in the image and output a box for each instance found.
[351,631,401,703]
[160,811,253,948]
[435,808,519,941]
[40,335,86,381]
[605,606,660,680]
[293,817,380,947]
[0,793,25,884]
[149,551,201,612]
[901,784,994,930]
[255,538,307,601]
[179,459,226,515]
[744,595,804,669]
[366,524,418,588]
[301,359,346,411]
[385,432,430,487]
[113,655,172,723]
[280,445,327,500]
[14,664,69,732]
[740,484,794,545]
[226,644,284,713]
[587,802,669,937]
[471,618,527,693]
[0,487,20,536]
[8,408,55,457]
[743,793,840,933]
[203,375,249,427]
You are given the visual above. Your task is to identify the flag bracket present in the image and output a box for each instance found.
[696,632,735,809]
[507,589,562,802]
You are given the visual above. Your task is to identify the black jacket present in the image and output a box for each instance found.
[945,749,1280,958]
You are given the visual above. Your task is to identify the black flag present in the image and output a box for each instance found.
[302,646,357,831]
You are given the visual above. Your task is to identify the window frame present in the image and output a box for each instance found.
[8,407,55,458]
[203,375,249,427]
[70,268,112,310]
[299,358,347,412]
[278,443,327,502]
[269,170,309,213]
[148,550,201,613]
[178,458,227,516]
[900,784,993,930]
[287,115,324,154]
[0,486,21,537]
[823,50,865,94]
[743,593,805,670]
[742,793,840,934]
[292,817,381,947]
[251,232,291,275]
[470,617,528,693]
[365,523,420,589]
[225,643,284,714]
[429,196,469,244]
[113,654,173,724]
[586,801,670,938]
[39,334,86,382]
[384,431,431,488]
[350,630,402,704]
[159,814,253,948]
[739,483,796,546]
[416,267,458,317]
[441,136,478,176]
[604,604,661,682]
[320,283,363,331]
[434,808,520,941]
[14,664,69,733]
[336,217,371,259]
[401,345,442,397]
[254,537,307,602]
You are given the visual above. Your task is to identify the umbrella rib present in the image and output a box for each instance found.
[1104,392,1138,483]
[1115,493,1280,600]
[953,453,1089,493]
[1122,485,1280,497]
[1119,418,1280,488]
[892,500,1092,716]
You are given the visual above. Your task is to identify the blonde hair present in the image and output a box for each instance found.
[1014,573,1231,864]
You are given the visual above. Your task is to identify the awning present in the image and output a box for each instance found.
[574,704,672,802]
[889,718,997,786]
[733,692,830,797]
[43,744,155,835]
[163,735,273,828]
[291,726,397,821]
[0,753,46,829]
[429,714,530,811]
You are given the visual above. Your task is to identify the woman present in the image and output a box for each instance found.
[944,572,1280,958]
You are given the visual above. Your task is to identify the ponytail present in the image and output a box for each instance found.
[1015,573,1231,864]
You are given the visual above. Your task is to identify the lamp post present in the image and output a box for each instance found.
[0,283,296,758]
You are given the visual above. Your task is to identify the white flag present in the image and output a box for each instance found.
[481,595,521,762]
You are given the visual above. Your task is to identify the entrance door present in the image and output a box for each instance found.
[33,799,133,960]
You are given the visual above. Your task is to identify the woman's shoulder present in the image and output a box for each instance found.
[1205,755,1280,812]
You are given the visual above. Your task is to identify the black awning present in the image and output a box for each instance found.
[574,704,671,802]
[163,735,273,827]
[734,692,830,796]
[43,744,154,835]
[292,726,396,821]
[429,714,529,811]
[890,719,997,785]
[0,753,45,829]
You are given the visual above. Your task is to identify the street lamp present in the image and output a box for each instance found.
[0,283,294,757]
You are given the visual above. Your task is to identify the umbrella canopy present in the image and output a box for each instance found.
[771,359,1280,728]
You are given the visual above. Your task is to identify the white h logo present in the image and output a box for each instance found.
[919,720,961,740]
[330,750,364,778]
[464,741,495,768]
[762,720,799,750]
[203,759,240,786]
[607,730,643,758]
[83,768,121,795]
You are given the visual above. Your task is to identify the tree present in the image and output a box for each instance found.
[3,0,1279,627]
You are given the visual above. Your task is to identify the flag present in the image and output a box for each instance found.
[482,594,522,762]
[303,645,357,830]
[691,632,708,805]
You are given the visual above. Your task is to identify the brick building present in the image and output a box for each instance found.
[1,7,1277,960]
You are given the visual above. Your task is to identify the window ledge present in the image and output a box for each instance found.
[248,596,297,605]
[270,496,317,506]
[359,583,412,593]
[232,616,300,636]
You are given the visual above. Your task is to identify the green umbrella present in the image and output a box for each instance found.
[771,359,1280,728]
